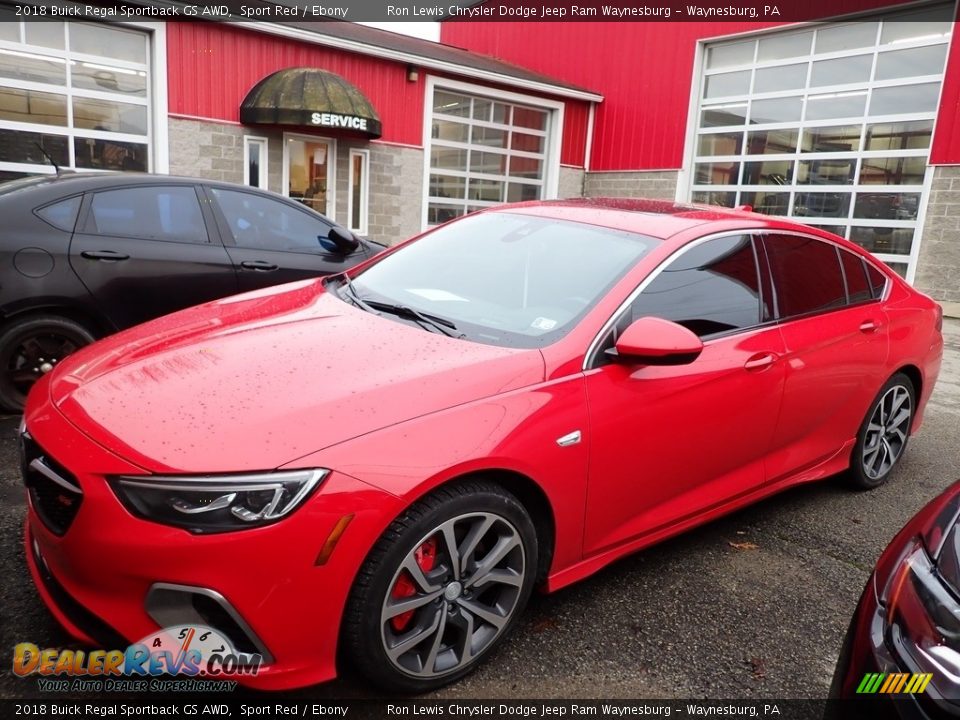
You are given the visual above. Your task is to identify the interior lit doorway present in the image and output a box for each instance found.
[283,133,336,219]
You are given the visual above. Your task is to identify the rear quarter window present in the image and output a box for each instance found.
[35,195,81,232]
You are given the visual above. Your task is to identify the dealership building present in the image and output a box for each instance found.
[0,1,958,301]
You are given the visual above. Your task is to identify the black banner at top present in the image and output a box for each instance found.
[0,0,955,23]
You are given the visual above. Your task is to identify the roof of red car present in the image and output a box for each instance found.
[502,198,778,240]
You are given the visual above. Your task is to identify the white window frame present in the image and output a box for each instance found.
[347,147,369,235]
[421,75,564,231]
[0,19,165,176]
[679,13,954,284]
[243,135,269,189]
[281,131,336,220]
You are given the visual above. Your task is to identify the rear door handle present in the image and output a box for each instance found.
[81,250,129,261]
[859,320,881,333]
[240,260,279,272]
[744,352,778,372]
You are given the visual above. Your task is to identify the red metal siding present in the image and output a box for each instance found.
[166,22,590,166]
[167,22,424,146]
[443,0,958,169]
[931,8,960,164]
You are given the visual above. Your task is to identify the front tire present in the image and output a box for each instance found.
[342,480,538,693]
[848,372,915,490]
[0,315,96,412]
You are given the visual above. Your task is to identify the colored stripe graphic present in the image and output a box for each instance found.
[856,672,932,694]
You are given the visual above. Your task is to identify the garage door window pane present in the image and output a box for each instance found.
[816,23,878,54]
[698,132,743,156]
[70,24,147,64]
[747,129,798,154]
[850,226,914,255]
[434,91,471,117]
[73,97,148,135]
[797,159,856,185]
[90,187,208,244]
[877,45,948,80]
[765,235,846,317]
[429,174,466,200]
[854,192,920,221]
[72,62,147,97]
[25,22,64,50]
[754,64,807,93]
[0,88,67,126]
[629,235,761,338]
[0,129,67,165]
[701,104,748,127]
[742,160,791,185]
[806,92,867,120]
[865,121,933,150]
[870,84,940,116]
[74,137,147,171]
[705,70,751,99]
[692,191,736,207]
[695,162,739,185]
[793,192,851,218]
[751,97,802,124]
[708,41,754,69]
[802,125,861,153]
[513,107,547,131]
[740,191,789,215]
[432,119,469,143]
[859,157,927,186]
[430,147,467,172]
[758,32,812,62]
[811,55,873,87]
[0,48,66,86]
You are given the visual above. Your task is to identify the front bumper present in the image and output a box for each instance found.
[21,394,404,690]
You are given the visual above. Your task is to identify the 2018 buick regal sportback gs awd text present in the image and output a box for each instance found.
[21,199,943,693]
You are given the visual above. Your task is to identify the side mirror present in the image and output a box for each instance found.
[323,226,360,254]
[608,316,704,366]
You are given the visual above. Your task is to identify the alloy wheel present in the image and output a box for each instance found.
[380,512,526,678]
[861,385,912,481]
[4,331,81,402]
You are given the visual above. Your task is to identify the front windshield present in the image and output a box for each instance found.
[345,212,655,349]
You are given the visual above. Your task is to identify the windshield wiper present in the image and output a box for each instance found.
[364,300,465,339]
[335,274,378,315]
[333,275,464,339]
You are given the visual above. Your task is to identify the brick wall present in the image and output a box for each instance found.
[168,117,422,245]
[583,170,678,199]
[916,166,960,303]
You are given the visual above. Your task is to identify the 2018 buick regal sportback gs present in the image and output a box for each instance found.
[21,199,943,693]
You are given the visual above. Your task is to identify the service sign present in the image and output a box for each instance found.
[310,112,370,132]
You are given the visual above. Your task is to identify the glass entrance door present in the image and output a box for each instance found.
[284,134,335,219]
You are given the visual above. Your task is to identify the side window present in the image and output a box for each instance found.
[627,234,762,338]
[35,196,81,232]
[210,188,333,253]
[87,186,209,244]
[764,234,846,319]
[839,248,873,305]
[865,262,889,299]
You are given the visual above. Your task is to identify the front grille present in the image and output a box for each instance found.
[20,431,83,536]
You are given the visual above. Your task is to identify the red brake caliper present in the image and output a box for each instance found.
[390,537,438,632]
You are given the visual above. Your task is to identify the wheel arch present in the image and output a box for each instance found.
[0,304,110,337]
[894,363,922,401]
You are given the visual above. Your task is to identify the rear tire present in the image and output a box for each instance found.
[0,315,96,412]
[342,480,538,694]
[847,372,915,490]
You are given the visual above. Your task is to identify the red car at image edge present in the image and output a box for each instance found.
[20,199,944,693]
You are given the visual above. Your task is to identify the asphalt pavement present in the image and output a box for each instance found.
[1,319,958,700]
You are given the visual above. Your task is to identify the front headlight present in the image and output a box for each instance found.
[110,469,328,534]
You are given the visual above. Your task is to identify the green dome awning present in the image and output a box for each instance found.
[240,68,382,139]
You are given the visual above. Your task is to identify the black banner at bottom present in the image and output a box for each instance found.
[0,698,926,720]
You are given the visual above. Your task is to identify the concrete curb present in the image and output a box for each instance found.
[941,301,960,320]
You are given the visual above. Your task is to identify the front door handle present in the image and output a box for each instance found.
[240,260,279,272]
[744,352,778,372]
[81,250,129,261]
[859,320,881,333]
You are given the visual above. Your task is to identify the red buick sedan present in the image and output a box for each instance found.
[21,199,943,692]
